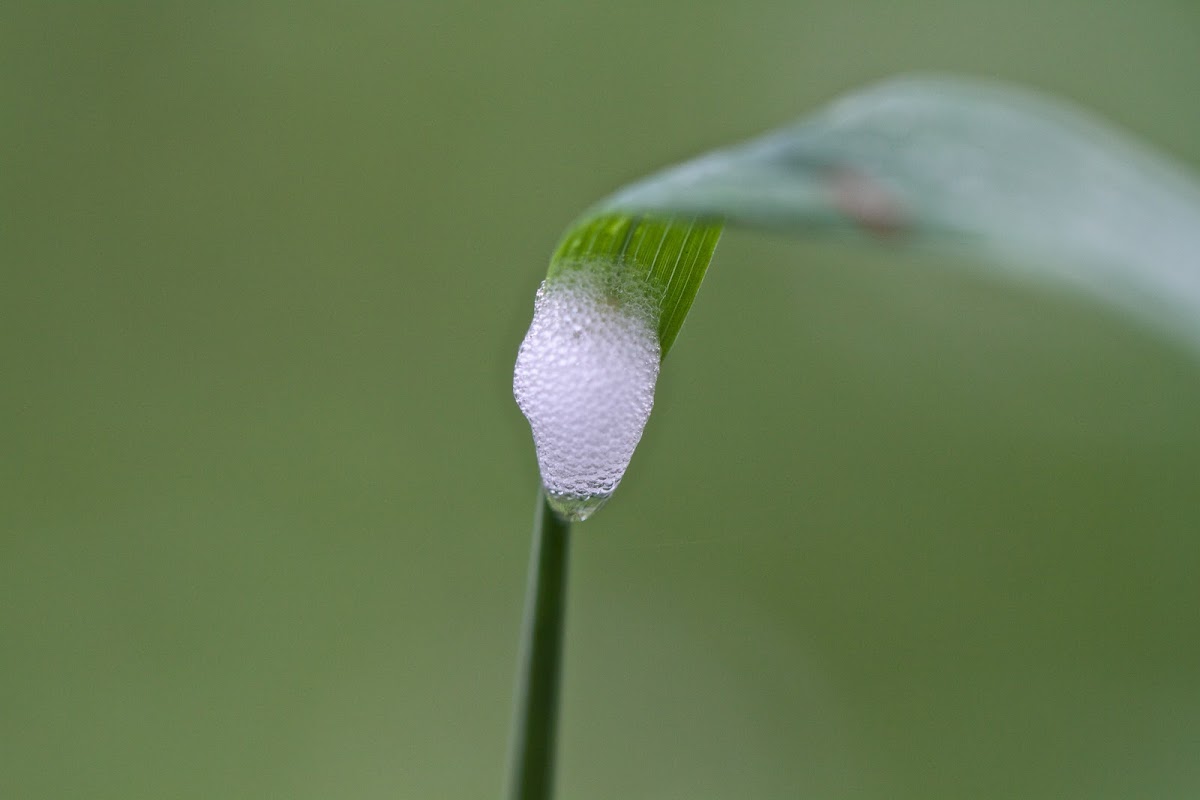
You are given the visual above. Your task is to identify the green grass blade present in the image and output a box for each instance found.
[548,213,723,356]
[597,74,1200,356]
[513,73,1200,527]
[509,73,1200,799]
[506,491,571,800]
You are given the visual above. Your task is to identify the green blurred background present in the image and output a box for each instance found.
[4,2,1200,798]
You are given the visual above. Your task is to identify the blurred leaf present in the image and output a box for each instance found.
[594,74,1200,357]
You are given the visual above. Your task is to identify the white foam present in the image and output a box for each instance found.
[513,269,661,521]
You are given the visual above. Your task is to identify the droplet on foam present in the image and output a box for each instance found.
[513,269,661,521]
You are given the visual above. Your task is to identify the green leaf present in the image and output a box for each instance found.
[547,214,723,357]
[516,73,1200,525]
[592,74,1200,356]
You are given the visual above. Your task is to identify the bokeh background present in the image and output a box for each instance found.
[5,2,1200,798]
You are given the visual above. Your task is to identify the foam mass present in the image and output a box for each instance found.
[514,268,661,521]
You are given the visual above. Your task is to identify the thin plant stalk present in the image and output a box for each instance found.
[506,490,571,800]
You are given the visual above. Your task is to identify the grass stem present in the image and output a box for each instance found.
[506,490,571,800]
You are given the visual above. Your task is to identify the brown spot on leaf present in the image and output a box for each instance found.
[827,167,907,239]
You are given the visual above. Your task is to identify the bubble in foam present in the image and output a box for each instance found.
[513,269,661,521]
